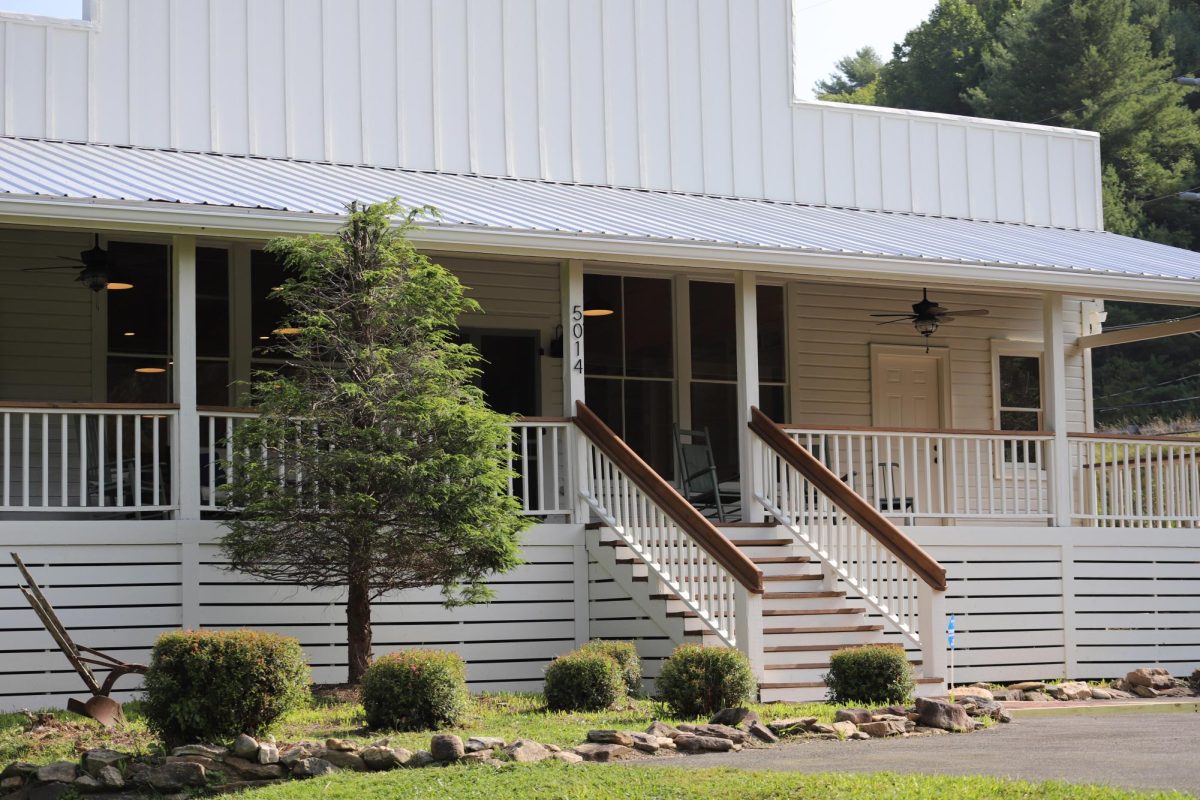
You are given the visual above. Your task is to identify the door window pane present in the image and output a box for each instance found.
[689,281,736,381]
[691,382,738,482]
[624,277,673,378]
[757,284,786,383]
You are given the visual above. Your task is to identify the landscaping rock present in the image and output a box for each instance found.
[831,721,857,738]
[408,751,435,768]
[465,737,505,753]
[709,708,758,728]
[808,723,837,736]
[1047,681,1091,701]
[1127,668,1174,691]
[1088,688,1112,700]
[325,739,357,752]
[171,745,226,759]
[1105,687,1134,699]
[81,750,127,777]
[673,734,733,753]
[278,746,313,767]
[321,749,366,771]
[953,686,994,702]
[95,767,123,791]
[747,721,779,743]
[545,744,561,753]
[1022,691,1053,702]
[645,721,681,740]
[858,720,906,738]
[915,697,972,732]
[22,783,72,800]
[768,717,817,736]
[914,726,949,735]
[430,735,465,762]
[552,751,583,764]
[35,763,76,784]
[849,731,871,740]
[629,733,660,754]
[72,775,102,793]
[1,776,24,792]
[1133,685,1160,698]
[223,756,287,780]
[1157,686,1194,698]
[232,734,259,759]
[458,752,492,764]
[586,730,633,746]
[1,764,38,781]
[146,761,206,791]
[833,709,873,725]
[257,744,279,765]
[691,724,749,743]
[363,746,409,771]
[657,737,677,751]
[503,740,552,763]
[874,705,911,717]
[573,743,635,762]
[1008,681,1046,692]
[291,758,336,779]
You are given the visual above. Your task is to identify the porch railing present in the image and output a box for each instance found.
[784,425,1055,521]
[750,408,946,673]
[575,401,763,650]
[0,401,176,513]
[1070,433,1200,527]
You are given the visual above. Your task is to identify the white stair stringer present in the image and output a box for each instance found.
[594,523,943,703]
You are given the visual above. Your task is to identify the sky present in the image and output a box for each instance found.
[0,0,82,19]
[793,0,937,100]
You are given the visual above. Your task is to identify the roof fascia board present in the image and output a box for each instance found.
[1,197,1198,304]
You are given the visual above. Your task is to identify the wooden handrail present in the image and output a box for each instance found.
[574,401,763,594]
[782,422,1050,437]
[750,407,946,592]
[0,401,180,411]
[197,405,258,414]
[1070,431,1200,444]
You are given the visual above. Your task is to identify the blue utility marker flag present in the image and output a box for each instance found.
[947,615,955,632]
[948,633,955,649]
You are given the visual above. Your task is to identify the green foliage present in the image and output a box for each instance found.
[815,46,884,101]
[823,644,914,706]
[543,650,626,712]
[142,630,311,747]
[219,199,528,681]
[877,0,992,115]
[579,640,643,697]
[360,649,468,731]
[654,645,756,718]
[1188,668,1200,694]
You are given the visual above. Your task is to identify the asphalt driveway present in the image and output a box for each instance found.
[649,711,1200,796]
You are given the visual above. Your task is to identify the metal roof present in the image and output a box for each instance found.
[3,136,1200,286]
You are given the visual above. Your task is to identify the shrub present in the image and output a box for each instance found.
[580,640,643,697]
[543,649,626,712]
[655,645,755,718]
[824,644,914,705]
[361,649,468,731]
[142,629,310,746]
[1189,668,1200,695]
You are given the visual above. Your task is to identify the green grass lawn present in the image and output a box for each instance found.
[215,762,1189,800]
[0,693,839,766]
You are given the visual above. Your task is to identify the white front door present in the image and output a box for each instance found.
[872,352,944,428]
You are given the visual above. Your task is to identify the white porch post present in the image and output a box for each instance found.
[736,271,762,522]
[917,582,948,683]
[734,585,764,681]
[1043,292,1072,527]
[173,235,201,520]
[562,259,588,524]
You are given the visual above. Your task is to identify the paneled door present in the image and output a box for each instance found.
[871,351,945,429]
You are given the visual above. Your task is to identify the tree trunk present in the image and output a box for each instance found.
[346,575,373,685]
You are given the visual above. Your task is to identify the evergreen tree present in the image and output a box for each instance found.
[220,200,527,683]
[815,47,884,104]
[876,0,992,114]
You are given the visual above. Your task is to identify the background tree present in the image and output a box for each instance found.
[815,46,884,104]
[220,200,527,683]
[876,0,992,114]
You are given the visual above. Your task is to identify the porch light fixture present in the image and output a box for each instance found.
[134,366,166,374]
[272,326,302,335]
[123,331,136,337]
[582,308,614,317]
[105,280,134,291]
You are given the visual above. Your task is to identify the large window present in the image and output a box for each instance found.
[584,274,675,477]
[106,242,171,404]
[690,281,738,482]
[994,347,1043,463]
[195,248,231,406]
[757,284,788,423]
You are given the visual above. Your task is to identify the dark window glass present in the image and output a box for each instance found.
[624,277,673,378]
[106,356,170,404]
[624,379,675,477]
[691,382,739,482]
[251,250,290,358]
[107,242,169,355]
[583,274,622,376]
[999,355,1041,410]
[1000,410,1040,433]
[759,384,787,423]
[462,330,540,416]
[757,284,786,383]
[689,281,736,381]
[196,360,231,407]
[585,377,624,438]
[196,248,230,358]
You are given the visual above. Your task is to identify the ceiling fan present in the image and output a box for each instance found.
[871,288,989,350]
[20,234,133,292]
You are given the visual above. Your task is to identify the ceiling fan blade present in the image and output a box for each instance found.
[947,309,989,316]
[876,318,914,326]
[938,316,957,322]
[20,265,80,272]
[870,313,915,318]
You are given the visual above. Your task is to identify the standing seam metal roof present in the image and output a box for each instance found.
[2,136,1200,283]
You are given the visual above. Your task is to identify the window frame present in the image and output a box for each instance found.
[990,340,1046,470]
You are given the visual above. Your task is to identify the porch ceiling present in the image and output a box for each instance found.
[3,136,1200,299]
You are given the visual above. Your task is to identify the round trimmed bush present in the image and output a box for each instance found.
[655,644,755,718]
[143,629,311,746]
[580,639,643,697]
[824,644,914,705]
[543,649,626,711]
[361,649,468,731]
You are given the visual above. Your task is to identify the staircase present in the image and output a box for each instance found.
[591,520,942,702]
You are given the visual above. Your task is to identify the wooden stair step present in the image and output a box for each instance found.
[763,591,844,599]
[763,624,884,635]
[763,573,823,582]
[764,662,830,670]
[753,555,810,564]
[762,608,863,617]
[718,518,778,527]
[728,538,791,547]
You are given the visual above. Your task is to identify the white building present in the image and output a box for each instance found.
[2,0,1199,707]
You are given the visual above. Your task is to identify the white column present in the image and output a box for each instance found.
[736,271,762,522]
[1042,292,1072,526]
[173,235,201,520]
[917,583,948,683]
[734,585,764,680]
[561,259,588,524]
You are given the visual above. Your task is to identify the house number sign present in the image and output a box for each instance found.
[571,304,585,374]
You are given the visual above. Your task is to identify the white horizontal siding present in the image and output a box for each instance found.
[0,0,1102,229]
[788,280,1089,431]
